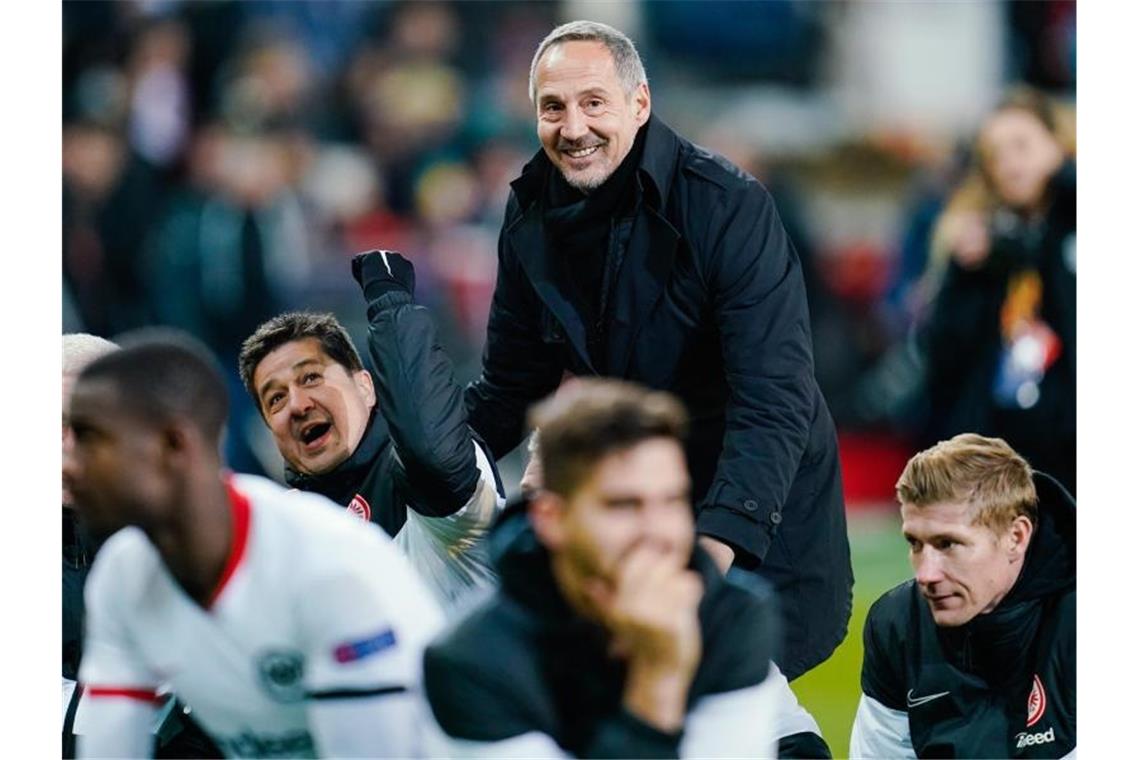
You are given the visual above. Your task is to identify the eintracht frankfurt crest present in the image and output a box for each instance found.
[1027,674,1046,727]
[347,494,372,522]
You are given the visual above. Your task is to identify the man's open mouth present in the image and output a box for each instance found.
[299,422,332,446]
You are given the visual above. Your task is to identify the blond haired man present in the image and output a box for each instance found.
[850,434,1075,758]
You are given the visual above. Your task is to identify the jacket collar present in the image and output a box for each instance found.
[283,409,390,502]
[509,114,681,216]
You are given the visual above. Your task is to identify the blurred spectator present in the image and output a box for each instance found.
[125,18,192,168]
[921,87,1076,494]
[63,121,163,337]
[147,122,318,475]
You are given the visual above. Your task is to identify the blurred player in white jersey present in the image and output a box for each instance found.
[63,329,444,758]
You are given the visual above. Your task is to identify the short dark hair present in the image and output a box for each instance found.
[238,312,364,407]
[528,379,688,498]
[78,329,230,443]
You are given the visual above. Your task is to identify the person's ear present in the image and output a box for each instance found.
[530,491,567,550]
[1007,515,1034,561]
[354,369,376,409]
[633,82,651,126]
[158,419,195,470]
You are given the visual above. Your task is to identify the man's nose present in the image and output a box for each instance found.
[561,105,589,142]
[913,548,945,585]
[287,387,315,416]
[62,433,81,484]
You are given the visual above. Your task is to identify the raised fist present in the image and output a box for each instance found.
[352,249,417,299]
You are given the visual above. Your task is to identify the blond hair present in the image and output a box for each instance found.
[896,433,1037,532]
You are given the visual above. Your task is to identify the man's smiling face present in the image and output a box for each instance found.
[533,40,650,192]
[252,337,376,475]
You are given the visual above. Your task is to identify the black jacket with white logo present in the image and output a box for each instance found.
[850,472,1075,758]
[423,497,785,758]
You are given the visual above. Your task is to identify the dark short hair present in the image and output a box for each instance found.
[78,328,229,443]
[528,379,688,498]
[238,312,364,408]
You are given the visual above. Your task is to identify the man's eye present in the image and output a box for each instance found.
[543,102,562,112]
[934,539,958,551]
[266,393,285,410]
[301,372,321,385]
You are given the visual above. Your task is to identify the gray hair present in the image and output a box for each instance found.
[528,20,648,103]
[63,333,119,378]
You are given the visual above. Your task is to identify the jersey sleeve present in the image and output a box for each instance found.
[397,441,502,607]
[849,694,915,759]
[76,546,162,758]
[681,676,780,758]
[860,591,909,710]
[297,559,443,757]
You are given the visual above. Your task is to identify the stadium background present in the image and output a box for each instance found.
[62,1,1076,752]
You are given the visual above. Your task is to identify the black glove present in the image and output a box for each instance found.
[351,249,417,301]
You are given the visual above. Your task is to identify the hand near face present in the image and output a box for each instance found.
[585,543,703,731]
[946,211,992,270]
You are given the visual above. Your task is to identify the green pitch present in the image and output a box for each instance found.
[792,511,912,757]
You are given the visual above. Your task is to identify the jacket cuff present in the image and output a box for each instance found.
[365,289,412,322]
[584,708,682,758]
[696,504,773,565]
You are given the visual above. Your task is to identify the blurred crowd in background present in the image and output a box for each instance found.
[62,0,1076,500]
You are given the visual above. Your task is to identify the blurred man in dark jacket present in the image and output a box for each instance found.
[426,380,811,757]
[464,20,851,680]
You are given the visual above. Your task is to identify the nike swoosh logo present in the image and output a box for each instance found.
[907,689,951,708]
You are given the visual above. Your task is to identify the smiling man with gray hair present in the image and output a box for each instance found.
[464,21,853,739]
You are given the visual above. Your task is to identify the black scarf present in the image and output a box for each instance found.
[542,127,646,365]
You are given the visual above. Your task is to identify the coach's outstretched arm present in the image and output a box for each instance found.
[352,250,493,518]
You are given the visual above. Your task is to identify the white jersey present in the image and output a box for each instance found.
[389,442,503,613]
[77,474,445,759]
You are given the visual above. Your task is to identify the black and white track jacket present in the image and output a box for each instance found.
[850,472,1075,758]
[422,496,793,758]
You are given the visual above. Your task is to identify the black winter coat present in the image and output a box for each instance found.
[465,115,852,680]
